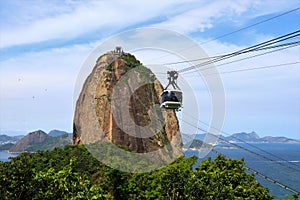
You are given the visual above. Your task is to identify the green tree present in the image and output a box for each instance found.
[92,166,129,199]
[0,152,37,199]
[0,145,102,199]
[33,158,110,200]
[187,155,273,199]
[281,194,300,200]
[127,155,273,200]
[0,144,275,200]
[127,156,200,199]
[157,156,197,199]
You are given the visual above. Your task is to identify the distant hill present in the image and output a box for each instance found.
[0,143,14,151]
[9,130,49,152]
[185,132,300,144]
[183,139,212,149]
[260,136,300,144]
[48,129,71,137]
[181,133,213,149]
[224,132,260,143]
[9,130,72,153]
[220,132,300,144]
[25,134,72,152]
[0,134,24,144]
[181,133,206,144]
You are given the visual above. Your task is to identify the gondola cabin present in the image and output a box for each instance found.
[160,89,182,110]
[160,70,183,111]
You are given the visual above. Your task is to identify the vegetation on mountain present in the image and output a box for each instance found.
[48,129,71,137]
[0,143,14,151]
[221,132,300,144]
[9,131,72,153]
[0,134,23,144]
[121,53,141,69]
[183,139,212,149]
[0,144,275,200]
[25,134,72,152]
[9,130,49,152]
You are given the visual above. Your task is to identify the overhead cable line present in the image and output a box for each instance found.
[179,118,300,173]
[211,148,300,196]
[180,127,299,195]
[182,112,300,170]
[161,41,299,76]
[155,42,299,76]
[181,132,300,186]
[146,7,300,64]
[180,40,300,75]
[199,7,300,45]
[177,30,300,73]
[163,38,300,67]
[183,61,300,77]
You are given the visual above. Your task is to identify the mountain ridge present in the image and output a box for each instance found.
[7,130,72,153]
[181,131,299,145]
[220,131,300,144]
[1,130,299,153]
[0,135,24,144]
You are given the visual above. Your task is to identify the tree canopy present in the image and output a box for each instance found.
[0,144,276,199]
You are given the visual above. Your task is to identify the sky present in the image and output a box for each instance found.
[0,0,299,139]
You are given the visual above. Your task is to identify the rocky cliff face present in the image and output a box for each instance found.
[73,50,183,162]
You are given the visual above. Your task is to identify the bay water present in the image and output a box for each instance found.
[185,143,300,199]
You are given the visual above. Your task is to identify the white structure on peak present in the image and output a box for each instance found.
[114,46,123,56]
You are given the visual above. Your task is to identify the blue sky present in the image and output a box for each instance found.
[0,0,299,138]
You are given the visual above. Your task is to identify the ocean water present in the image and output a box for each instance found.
[0,151,18,162]
[185,143,300,199]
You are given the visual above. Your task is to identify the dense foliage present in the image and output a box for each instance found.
[121,53,141,68]
[0,144,275,199]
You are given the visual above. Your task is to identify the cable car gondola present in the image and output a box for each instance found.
[160,71,183,111]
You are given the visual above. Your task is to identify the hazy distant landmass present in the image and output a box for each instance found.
[220,131,300,144]
[182,131,300,146]
[48,129,72,137]
[0,130,72,153]
[0,130,299,153]
[183,139,212,149]
[0,143,14,151]
[0,134,24,145]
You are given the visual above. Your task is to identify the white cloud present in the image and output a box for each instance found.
[1,0,298,48]
[153,1,224,33]
[0,32,299,136]
[0,0,299,136]
[0,0,193,48]
[152,0,299,34]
